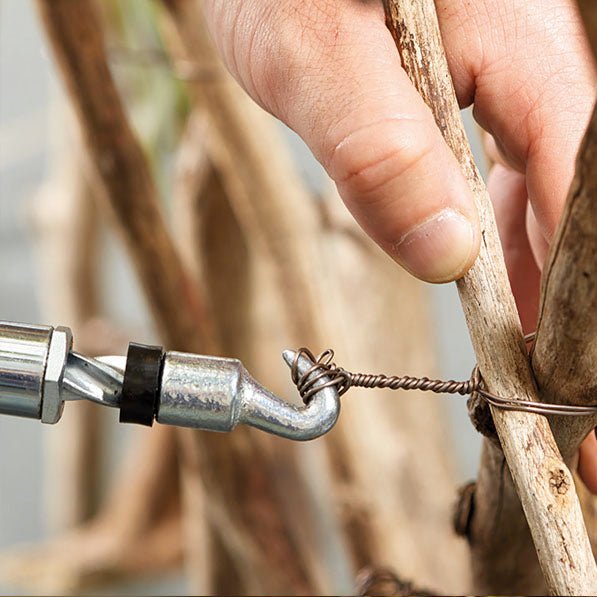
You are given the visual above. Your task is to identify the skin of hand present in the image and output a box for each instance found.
[203,0,597,490]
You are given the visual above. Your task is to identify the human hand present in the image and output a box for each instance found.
[203,0,596,488]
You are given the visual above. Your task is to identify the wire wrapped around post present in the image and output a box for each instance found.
[290,337,597,417]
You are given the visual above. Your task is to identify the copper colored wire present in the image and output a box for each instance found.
[291,332,597,417]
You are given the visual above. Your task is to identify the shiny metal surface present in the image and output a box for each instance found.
[157,349,340,440]
[94,355,126,375]
[0,321,52,419]
[0,319,341,439]
[61,353,123,408]
[157,352,242,432]
[248,349,340,440]
[41,327,72,424]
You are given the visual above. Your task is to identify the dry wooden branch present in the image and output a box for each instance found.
[315,188,471,592]
[0,426,182,594]
[0,101,186,597]
[354,565,435,597]
[160,0,327,347]
[531,0,597,463]
[171,112,327,594]
[30,0,477,593]
[34,2,213,593]
[159,0,380,576]
[169,116,223,594]
[171,107,212,289]
[35,0,216,355]
[36,2,328,595]
[532,102,597,460]
[160,2,408,584]
[172,118,471,592]
[383,1,597,595]
[531,1,597,572]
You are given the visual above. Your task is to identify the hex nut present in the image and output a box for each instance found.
[41,326,72,424]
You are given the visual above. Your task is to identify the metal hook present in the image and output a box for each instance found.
[153,349,341,440]
[63,347,341,440]
[237,349,341,440]
[0,320,341,440]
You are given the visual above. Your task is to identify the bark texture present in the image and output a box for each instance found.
[532,104,597,460]
[532,0,597,462]
[383,1,597,595]
[531,2,597,582]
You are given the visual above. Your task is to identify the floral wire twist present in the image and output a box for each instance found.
[290,333,597,417]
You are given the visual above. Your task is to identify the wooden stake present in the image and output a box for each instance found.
[383,1,597,594]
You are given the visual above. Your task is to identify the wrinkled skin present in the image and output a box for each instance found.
[203,0,597,491]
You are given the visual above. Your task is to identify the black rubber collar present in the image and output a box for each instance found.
[120,342,165,426]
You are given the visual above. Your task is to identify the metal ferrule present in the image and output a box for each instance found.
[157,352,243,432]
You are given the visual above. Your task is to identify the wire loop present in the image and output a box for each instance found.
[290,333,597,417]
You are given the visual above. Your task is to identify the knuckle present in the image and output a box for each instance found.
[327,118,434,202]
[245,2,344,119]
[205,1,284,111]
[206,0,359,121]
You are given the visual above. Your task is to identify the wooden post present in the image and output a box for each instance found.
[383,1,597,594]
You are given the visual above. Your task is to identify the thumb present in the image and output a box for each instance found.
[207,1,480,283]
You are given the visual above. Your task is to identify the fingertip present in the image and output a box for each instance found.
[328,113,481,284]
[391,207,480,283]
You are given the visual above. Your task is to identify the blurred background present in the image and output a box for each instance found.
[0,1,486,594]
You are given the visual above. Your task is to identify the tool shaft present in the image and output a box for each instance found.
[0,320,341,440]
[0,321,53,419]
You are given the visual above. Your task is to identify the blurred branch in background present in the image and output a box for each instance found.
[0,0,471,594]
[28,107,104,531]
[26,0,335,593]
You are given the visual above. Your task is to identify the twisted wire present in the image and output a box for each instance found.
[291,332,597,417]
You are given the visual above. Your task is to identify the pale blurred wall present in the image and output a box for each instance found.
[0,0,482,594]
[0,0,49,558]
